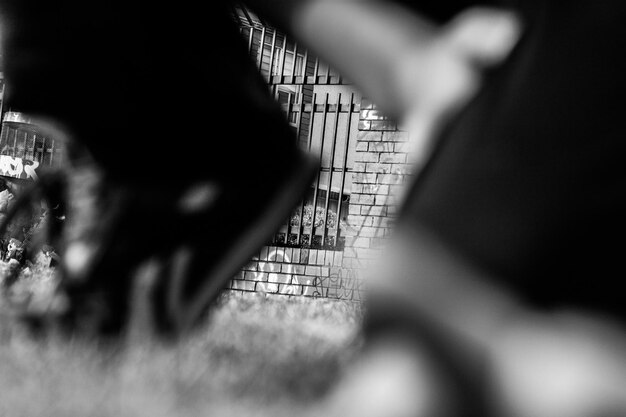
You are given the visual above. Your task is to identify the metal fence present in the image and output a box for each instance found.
[234,7,344,86]
[0,111,64,180]
[234,7,360,250]
[275,91,359,250]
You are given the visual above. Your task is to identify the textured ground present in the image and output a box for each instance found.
[0,269,363,417]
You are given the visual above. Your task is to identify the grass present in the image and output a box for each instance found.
[0,266,365,417]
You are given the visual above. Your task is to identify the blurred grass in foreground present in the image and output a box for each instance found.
[0,277,363,417]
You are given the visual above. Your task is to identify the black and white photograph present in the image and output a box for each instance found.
[1,1,625,416]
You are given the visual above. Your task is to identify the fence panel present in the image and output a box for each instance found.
[235,8,361,251]
[0,111,63,180]
[273,90,360,250]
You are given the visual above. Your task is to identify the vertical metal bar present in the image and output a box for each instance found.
[306,93,317,153]
[12,128,19,158]
[267,29,277,83]
[36,133,44,160]
[313,57,320,82]
[294,89,305,141]
[11,125,18,155]
[295,92,317,245]
[29,133,36,162]
[0,83,4,122]
[21,129,27,159]
[8,126,13,154]
[15,129,22,158]
[291,42,298,77]
[256,26,266,70]
[279,35,287,80]
[23,130,28,158]
[49,135,56,166]
[286,91,293,125]
[310,93,329,247]
[281,92,296,244]
[301,49,309,81]
[321,93,341,247]
[334,92,355,244]
[247,26,254,55]
[324,60,331,84]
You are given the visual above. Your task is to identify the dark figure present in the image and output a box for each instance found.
[0,0,317,338]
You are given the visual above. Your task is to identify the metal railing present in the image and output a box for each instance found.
[276,91,359,249]
[234,7,344,86]
[235,7,359,250]
[0,111,64,180]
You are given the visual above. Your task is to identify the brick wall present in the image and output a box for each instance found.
[228,98,412,302]
[229,245,362,301]
[343,99,413,271]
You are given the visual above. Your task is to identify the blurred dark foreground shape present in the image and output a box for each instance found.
[0,0,318,340]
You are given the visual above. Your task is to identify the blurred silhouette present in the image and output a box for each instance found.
[241,1,626,417]
[0,0,318,339]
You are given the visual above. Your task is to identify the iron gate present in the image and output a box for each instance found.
[235,8,361,250]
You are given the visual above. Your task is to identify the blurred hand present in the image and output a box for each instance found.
[485,310,626,417]
[400,7,523,169]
